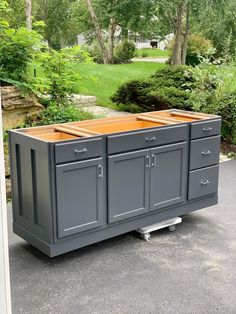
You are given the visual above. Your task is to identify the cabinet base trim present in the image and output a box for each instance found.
[13,195,218,257]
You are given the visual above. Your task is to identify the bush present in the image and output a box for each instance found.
[25,102,95,127]
[186,35,215,66]
[114,41,135,64]
[112,64,236,144]
[0,28,42,81]
[112,66,216,112]
[33,46,92,104]
[82,43,103,64]
[202,92,236,144]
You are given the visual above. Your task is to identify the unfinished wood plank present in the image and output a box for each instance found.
[54,126,92,137]
[63,124,100,135]
[136,115,175,125]
[142,113,183,123]
[169,111,205,120]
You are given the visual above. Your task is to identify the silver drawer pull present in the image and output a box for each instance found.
[201,150,211,156]
[145,136,156,142]
[203,127,212,132]
[201,180,210,185]
[98,165,103,178]
[74,148,87,154]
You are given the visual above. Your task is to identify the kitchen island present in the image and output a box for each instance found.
[9,109,221,257]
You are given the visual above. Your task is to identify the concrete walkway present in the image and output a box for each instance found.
[132,57,168,63]
[8,160,236,314]
[85,105,133,118]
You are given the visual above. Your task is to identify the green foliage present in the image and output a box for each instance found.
[33,46,93,103]
[25,102,95,127]
[114,41,136,64]
[112,66,195,111]
[186,34,215,66]
[204,92,236,144]
[0,27,42,81]
[112,64,236,144]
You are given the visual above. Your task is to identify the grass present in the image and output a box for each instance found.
[134,48,170,58]
[76,62,166,108]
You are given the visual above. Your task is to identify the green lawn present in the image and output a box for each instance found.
[69,61,166,108]
[134,48,170,58]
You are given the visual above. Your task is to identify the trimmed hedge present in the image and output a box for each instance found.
[111,65,236,145]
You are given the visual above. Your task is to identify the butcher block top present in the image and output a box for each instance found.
[18,109,221,142]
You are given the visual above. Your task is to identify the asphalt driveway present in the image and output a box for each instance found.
[8,160,236,314]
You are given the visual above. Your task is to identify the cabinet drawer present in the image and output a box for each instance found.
[55,138,103,164]
[107,124,188,154]
[188,165,219,200]
[189,136,220,170]
[191,119,221,139]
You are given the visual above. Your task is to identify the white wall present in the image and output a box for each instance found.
[0,88,12,314]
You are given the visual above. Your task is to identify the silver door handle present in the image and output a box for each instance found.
[145,136,156,142]
[201,150,211,156]
[146,155,150,168]
[74,148,87,154]
[201,180,210,185]
[98,165,103,178]
[151,154,157,167]
[203,127,212,132]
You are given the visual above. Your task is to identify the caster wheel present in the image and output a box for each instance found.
[141,233,151,241]
[168,225,176,232]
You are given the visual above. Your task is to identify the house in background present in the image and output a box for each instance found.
[135,33,174,50]
[76,32,174,51]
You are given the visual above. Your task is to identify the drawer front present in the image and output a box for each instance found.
[191,119,221,139]
[55,138,103,164]
[107,124,188,154]
[189,135,220,170]
[188,165,219,200]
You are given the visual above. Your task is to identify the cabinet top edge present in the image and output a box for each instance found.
[9,109,221,143]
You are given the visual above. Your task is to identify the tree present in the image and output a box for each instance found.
[33,0,80,49]
[156,0,230,65]
[85,0,109,63]
[25,0,32,30]
[84,0,156,64]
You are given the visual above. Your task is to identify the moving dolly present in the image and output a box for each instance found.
[136,217,182,241]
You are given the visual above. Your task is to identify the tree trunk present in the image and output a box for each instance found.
[171,1,184,66]
[85,0,109,64]
[107,17,117,64]
[26,0,32,30]
[181,1,191,65]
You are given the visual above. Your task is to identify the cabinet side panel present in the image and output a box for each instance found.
[9,132,53,243]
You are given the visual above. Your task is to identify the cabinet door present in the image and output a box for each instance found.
[108,149,150,223]
[56,158,103,238]
[150,142,187,211]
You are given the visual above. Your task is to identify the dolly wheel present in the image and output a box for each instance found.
[168,225,176,232]
[141,233,151,242]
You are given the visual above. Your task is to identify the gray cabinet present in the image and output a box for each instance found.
[108,143,187,223]
[150,142,187,211]
[56,158,104,238]
[108,150,150,223]
[9,111,221,257]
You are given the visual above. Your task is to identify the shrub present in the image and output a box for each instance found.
[82,43,103,64]
[33,46,92,104]
[186,35,215,66]
[25,102,95,127]
[112,66,215,112]
[112,64,236,144]
[114,41,136,64]
[168,34,215,66]
[202,92,236,144]
[0,28,42,81]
